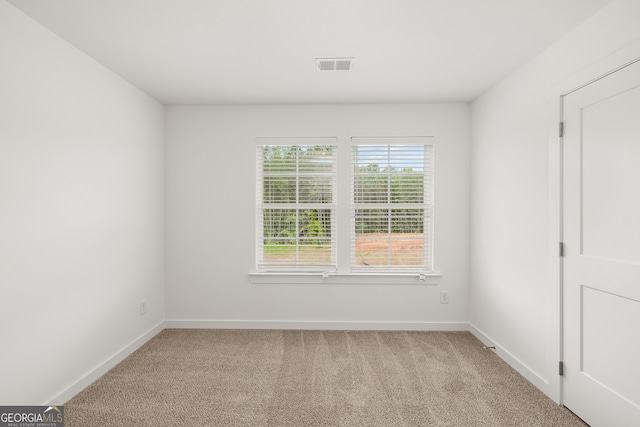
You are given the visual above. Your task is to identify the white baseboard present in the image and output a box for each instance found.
[165,319,469,331]
[468,323,551,397]
[46,322,164,405]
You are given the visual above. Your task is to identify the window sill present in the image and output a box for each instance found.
[247,272,442,285]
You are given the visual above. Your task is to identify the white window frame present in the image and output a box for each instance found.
[255,138,338,273]
[351,137,434,273]
[250,136,440,284]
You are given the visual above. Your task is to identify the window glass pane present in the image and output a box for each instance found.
[263,209,296,244]
[354,172,389,203]
[298,145,334,173]
[257,142,336,271]
[352,142,432,272]
[354,236,424,268]
[262,146,298,173]
[353,236,389,267]
[388,145,425,170]
[391,173,423,203]
[354,209,389,234]
[263,176,296,203]
[298,208,332,238]
[388,237,424,267]
[353,209,424,267]
[263,244,297,265]
[298,176,332,204]
[390,209,424,234]
[298,239,333,265]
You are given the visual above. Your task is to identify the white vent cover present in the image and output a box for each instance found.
[316,57,354,72]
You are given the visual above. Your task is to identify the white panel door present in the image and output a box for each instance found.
[563,59,640,427]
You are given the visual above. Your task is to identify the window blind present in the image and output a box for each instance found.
[351,138,434,272]
[256,139,337,272]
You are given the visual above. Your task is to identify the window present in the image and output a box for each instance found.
[256,139,337,272]
[351,138,434,273]
[255,136,434,277]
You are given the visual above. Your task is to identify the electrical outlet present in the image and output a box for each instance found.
[440,291,449,304]
[140,299,148,315]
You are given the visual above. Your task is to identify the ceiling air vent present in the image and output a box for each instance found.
[316,57,354,72]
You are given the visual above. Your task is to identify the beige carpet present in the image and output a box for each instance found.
[65,330,586,427]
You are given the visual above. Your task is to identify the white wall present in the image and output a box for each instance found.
[469,0,640,400]
[0,2,165,405]
[7,0,635,407]
[165,104,470,327]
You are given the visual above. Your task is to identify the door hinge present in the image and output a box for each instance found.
[559,361,564,376]
[559,242,565,257]
[559,122,564,137]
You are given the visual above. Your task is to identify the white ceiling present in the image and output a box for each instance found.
[7,0,612,104]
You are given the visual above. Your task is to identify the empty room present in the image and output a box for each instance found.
[1,0,639,426]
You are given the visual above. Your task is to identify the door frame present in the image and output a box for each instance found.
[547,40,640,405]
